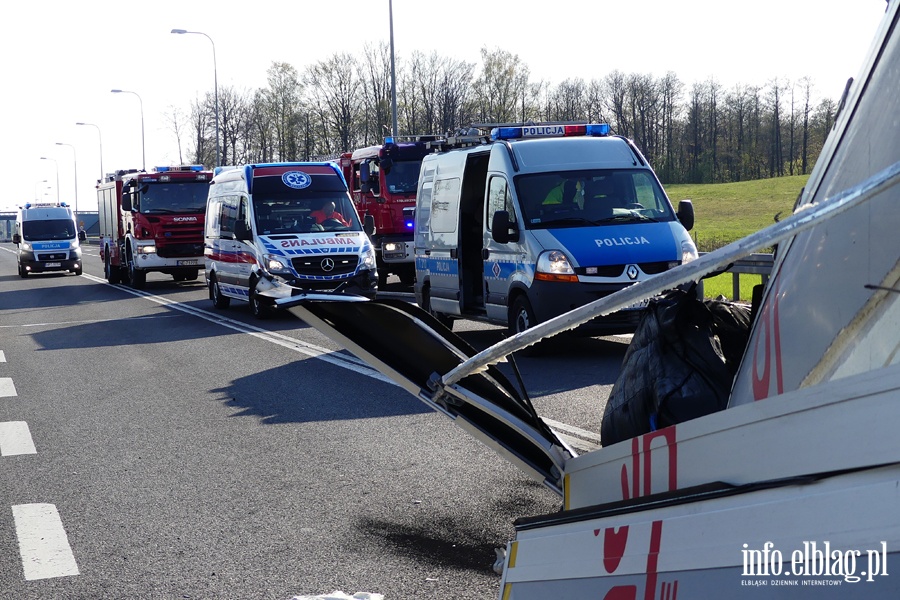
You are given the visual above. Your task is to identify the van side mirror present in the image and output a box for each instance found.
[235,220,253,241]
[12,233,21,245]
[364,214,376,237]
[676,199,695,231]
[491,210,519,244]
[121,192,133,212]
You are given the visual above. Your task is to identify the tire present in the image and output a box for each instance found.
[72,266,83,276]
[185,269,200,281]
[18,264,28,278]
[127,253,146,289]
[423,287,454,330]
[209,274,230,309]
[105,252,122,284]
[249,280,271,319]
[509,295,542,356]
[399,268,415,285]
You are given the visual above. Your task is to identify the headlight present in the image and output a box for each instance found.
[361,246,377,270]
[383,242,400,252]
[535,250,578,282]
[139,245,157,254]
[263,254,291,274]
[20,241,32,252]
[681,239,699,264]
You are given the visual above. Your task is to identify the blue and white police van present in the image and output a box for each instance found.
[204,162,378,318]
[13,201,86,277]
[414,123,697,339]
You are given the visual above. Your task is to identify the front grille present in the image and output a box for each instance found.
[291,253,359,277]
[37,252,68,261]
[577,264,625,277]
[157,243,204,258]
[640,260,675,275]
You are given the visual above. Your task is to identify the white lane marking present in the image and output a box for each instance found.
[12,504,80,580]
[0,377,18,398]
[543,417,602,443]
[0,421,37,456]
[552,430,601,453]
[0,350,6,362]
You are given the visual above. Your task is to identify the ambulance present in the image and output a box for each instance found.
[13,201,86,277]
[414,123,697,339]
[204,162,378,318]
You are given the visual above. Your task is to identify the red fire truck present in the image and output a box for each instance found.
[97,165,212,288]
[340,136,435,286]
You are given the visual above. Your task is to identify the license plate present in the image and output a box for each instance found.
[177,260,198,266]
[44,262,61,267]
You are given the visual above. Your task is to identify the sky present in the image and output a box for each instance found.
[1,0,889,214]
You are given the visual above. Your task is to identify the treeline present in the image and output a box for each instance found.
[169,44,840,184]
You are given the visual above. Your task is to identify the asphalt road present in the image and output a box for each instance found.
[0,243,628,600]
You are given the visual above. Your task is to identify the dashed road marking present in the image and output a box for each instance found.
[0,377,17,398]
[12,503,80,580]
[0,421,36,456]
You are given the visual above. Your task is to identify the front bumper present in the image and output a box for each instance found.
[527,279,646,335]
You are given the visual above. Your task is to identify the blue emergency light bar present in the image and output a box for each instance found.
[154,165,205,172]
[491,123,610,141]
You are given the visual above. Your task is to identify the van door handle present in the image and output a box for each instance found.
[450,249,458,259]
[423,250,431,256]
[481,248,490,260]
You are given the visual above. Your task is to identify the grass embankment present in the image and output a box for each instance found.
[664,175,809,300]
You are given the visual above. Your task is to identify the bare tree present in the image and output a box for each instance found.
[163,105,187,165]
[303,53,362,153]
[471,47,530,123]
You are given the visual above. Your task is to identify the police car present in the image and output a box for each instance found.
[413,123,697,340]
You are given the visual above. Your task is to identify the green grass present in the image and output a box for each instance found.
[665,174,809,252]
[663,175,809,300]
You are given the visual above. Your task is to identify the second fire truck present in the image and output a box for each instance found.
[97,165,212,288]
[340,136,434,286]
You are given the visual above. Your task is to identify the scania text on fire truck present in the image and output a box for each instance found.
[413,122,697,346]
[12,201,86,277]
[340,135,436,286]
[97,165,212,288]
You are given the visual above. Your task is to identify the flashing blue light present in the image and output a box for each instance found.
[491,127,524,141]
[60,202,69,207]
[405,220,414,229]
[24,202,32,209]
[587,123,611,136]
[385,136,395,144]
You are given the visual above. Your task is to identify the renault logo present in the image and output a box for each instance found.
[626,264,639,280]
[320,258,335,272]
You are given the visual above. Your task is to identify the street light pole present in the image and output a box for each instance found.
[389,0,398,138]
[171,29,219,167]
[110,89,146,171]
[76,122,104,182]
[55,142,78,215]
[39,157,60,203]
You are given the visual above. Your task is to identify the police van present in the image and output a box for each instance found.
[13,201,86,277]
[414,123,697,338]
[204,162,378,318]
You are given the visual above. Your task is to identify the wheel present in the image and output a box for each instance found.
[72,266,83,276]
[105,252,122,284]
[127,254,146,289]
[209,274,230,309]
[422,287,454,330]
[18,264,28,278]
[185,269,200,281]
[398,268,415,285]
[509,295,543,356]
[249,281,271,319]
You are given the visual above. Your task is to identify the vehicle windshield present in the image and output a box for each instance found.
[383,160,421,194]
[253,192,362,234]
[138,181,208,214]
[22,218,76,241]
[515,169,677,230]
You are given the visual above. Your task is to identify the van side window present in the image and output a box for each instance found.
[487,176,515,230]
[206,199,222,238]
[430,178,460,233]
[219,195,239,236]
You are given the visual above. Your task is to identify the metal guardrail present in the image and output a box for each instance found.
[700,252,775,301]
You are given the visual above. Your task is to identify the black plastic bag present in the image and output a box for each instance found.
[600,286,751,447]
